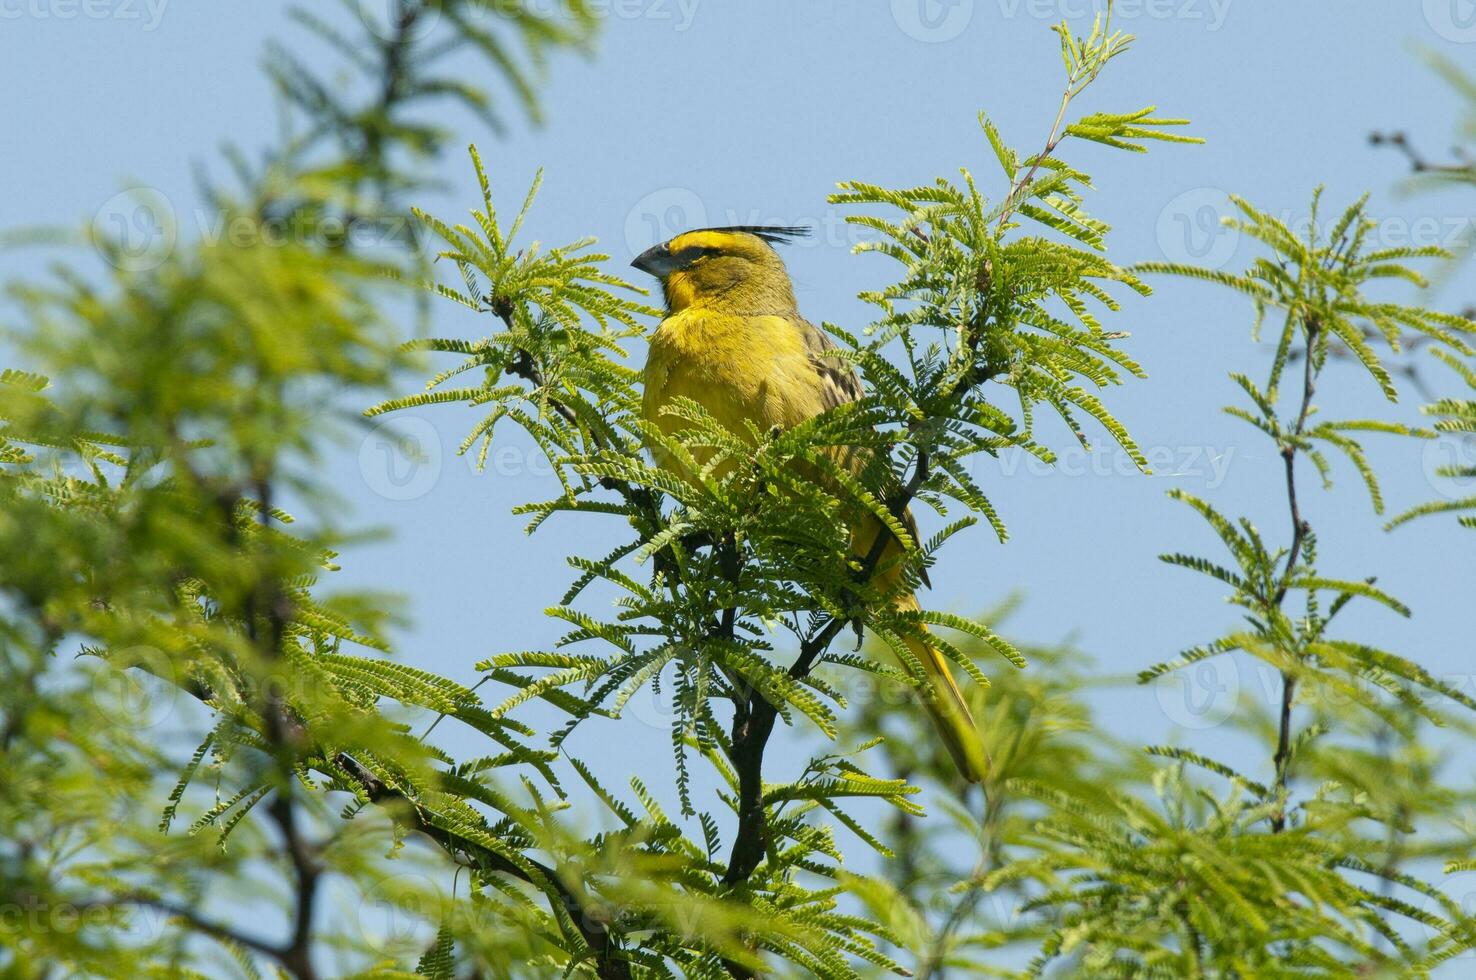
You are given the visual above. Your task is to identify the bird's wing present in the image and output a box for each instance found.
[796,318,930,588]
[797,318,864,411]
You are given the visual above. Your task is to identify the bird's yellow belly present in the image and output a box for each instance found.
[650,361,787,438]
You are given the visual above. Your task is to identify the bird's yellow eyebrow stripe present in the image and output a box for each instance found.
[669,230,746,253]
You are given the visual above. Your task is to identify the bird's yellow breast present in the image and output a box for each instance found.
[642,310,826,465]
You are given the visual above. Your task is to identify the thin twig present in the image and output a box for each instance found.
[1270,315,1320,833]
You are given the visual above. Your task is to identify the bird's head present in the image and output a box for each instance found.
[631,225,808,313]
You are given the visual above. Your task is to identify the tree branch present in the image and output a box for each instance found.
[1270,315,1320,833]
[157,482,634,979]
[722,445,934,887]
[97,896,290,966]
[333,755,632,979]
[269,792,321,980]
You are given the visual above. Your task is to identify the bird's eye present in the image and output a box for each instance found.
[675,245,722,267]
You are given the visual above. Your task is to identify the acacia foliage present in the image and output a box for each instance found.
[358,12,1198,975]
[849,189,1476,978]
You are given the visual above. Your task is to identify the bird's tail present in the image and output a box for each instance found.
[895,593,988,783]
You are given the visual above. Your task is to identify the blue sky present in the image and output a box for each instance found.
[5,0,1476,945]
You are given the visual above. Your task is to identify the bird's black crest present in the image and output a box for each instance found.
[692,225,811,245]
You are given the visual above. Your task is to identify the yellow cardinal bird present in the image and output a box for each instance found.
[633,225,987,783]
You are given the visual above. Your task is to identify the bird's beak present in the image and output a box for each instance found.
[631,242,678,278]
